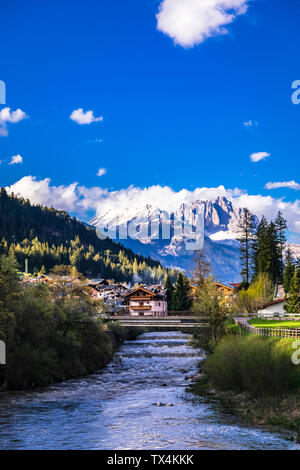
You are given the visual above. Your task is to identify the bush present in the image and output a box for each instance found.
[0,256,125,390]
[203,335,298,397]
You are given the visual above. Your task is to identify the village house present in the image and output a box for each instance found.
[215,282,236,301]
[258,299,286,316]
[189,282,237,303]
[88,282,128,299]
[87,281,129,314]
[124,286,168,316]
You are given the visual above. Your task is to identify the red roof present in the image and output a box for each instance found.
[229,283,241,289]
[261,298,286,308]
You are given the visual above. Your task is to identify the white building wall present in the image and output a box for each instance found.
[258,302,285,315]
[129,300,168,316]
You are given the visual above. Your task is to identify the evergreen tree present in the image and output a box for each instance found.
[164,275,174,310]
[0,188,175,284]
[171,273,192,311]
[268,221,281,284]
[192,249,210,288]
[252,216,281,284]
[252,216,270,278]
[238,208,256,285]
[283,248,295,294]
[275,211,288,282]
[285,269,300,313]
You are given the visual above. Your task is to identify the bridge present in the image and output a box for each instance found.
[105,315,210,329]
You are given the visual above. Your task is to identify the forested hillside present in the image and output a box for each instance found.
[0,188,177,283]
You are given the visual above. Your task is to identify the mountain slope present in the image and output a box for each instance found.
[89,196,258,282]
[0,188,175,283]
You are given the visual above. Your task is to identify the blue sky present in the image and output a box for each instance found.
[0,0,300,239]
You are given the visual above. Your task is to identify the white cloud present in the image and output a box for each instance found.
[0,107,28,136]
[9,154,23,165]
[70,108,103,125]
[156,0,249,48]
[250,151,270,163]
[265,180,300,191]
[5,176,300,239]
[243,120,258,127]
[89,138,103,144]
[97,167,107,177]
[6,176,80,213]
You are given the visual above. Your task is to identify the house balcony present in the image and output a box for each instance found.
[130,305,152,311]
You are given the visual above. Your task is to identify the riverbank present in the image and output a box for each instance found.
[190,330,300,441]
[190,377,300,441]
[0,323,143,392]
[1,330,297,450]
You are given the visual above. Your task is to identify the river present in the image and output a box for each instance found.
[0,331,298,450]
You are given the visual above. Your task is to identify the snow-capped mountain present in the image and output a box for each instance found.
[88,196,265,282]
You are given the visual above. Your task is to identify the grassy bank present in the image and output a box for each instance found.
[191,378,300,439]
[249,319,300,329]
[190,331,300,439]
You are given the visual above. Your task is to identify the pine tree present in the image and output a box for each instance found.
[39,265,46,275]
[252,216,270,277]
[285,269,300,313]
[275,211,288,282]
[283,248,295,294]
[268,221,281,284]
[238,208,256,285]
[252,216,281,284]
[164,275,174,310]
[171,273,192,311]
[192,249,210,288]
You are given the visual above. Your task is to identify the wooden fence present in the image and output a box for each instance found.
[236,319,300,339]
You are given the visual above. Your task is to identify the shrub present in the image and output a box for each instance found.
[203,335,297,397]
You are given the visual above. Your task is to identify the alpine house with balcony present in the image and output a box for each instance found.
[124,286,168,316]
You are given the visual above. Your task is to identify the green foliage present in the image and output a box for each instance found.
[251,213,285,284]
[238,208,256,284]
[0,255,116,390]
[0,188,176,284]
[275,211,288,282]
[249,319,300,328]
[285,269,300,313]
[193,275,227,341]
[233,272,273,313]
[164,275,174,309]
[283,248,296,295]
[171,272,192,311]
[203,335,297,397]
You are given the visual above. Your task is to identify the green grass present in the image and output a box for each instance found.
[224,318,249,336]
[249,319,300,329]
[203,335,300,397]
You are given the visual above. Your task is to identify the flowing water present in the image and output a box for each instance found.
[0,331,298,450]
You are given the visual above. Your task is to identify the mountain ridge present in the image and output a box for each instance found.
[90,196,298,283]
